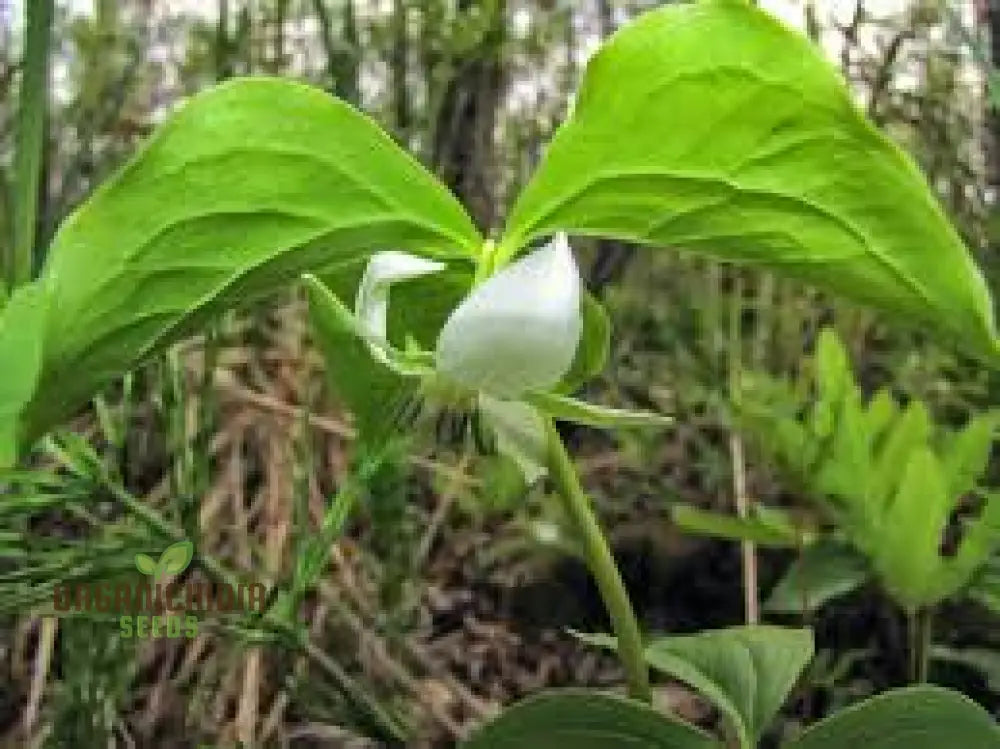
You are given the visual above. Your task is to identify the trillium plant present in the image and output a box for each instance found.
[3,0,1000,746]
[306,233,668,483]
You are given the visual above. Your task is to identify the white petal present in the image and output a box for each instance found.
[355,251,445,347]
[436,234,581,397]
[479,394,547,485]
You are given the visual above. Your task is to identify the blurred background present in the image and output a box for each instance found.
[1,0,999,746]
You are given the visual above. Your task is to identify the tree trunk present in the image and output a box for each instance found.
[430,0,506,233]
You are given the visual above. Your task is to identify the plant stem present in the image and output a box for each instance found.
[10,0,53,288]
[728,272,759,624]
[908,607,933,684]
[543,417,651,703]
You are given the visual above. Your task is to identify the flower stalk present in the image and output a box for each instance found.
[543,417,651,703]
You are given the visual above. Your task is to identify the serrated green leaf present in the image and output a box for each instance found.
[812,330,852,439]
[735,372,815,477]
[501,1,998,361]
[460,690,720,749]
[786,686,1000,749]
[157,540,194,576]
[867,400,931,515]
[941,411,998,499]
[814,386,871,524]
[23,77,480,441]
[766,541,870,614]
[876,447,951,608]
[865,388,898,447]
[934,492,1000,601]
[579,626,814,747]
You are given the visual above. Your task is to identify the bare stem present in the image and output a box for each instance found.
[543,418,651,702]
[908,607,934,684]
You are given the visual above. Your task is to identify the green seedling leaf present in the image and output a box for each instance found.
[529,391,672,430]
[579,626,814,748]
[22,77,481,442]
[502,0,999,362]
[460,690,720,749]
[156,540,194,576]
[766,541,870,614]
[670,504,803,548]
[786,685,1000,749]
[134,553,157,576]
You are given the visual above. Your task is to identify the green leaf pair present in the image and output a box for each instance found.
[576,626,814,748]
[2,0,998,465]
[134,540,194,580]
[466,625,1000,748]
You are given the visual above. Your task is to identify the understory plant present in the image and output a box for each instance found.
[676,327,1000,678]
[2,0,1000,745]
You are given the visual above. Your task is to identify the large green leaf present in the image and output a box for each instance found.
[786,686,1000,749]
[22,77,481,441]
[0,282,47,467]
[579,626,813,748]
[460,690,720,749]
[501,0,998,361]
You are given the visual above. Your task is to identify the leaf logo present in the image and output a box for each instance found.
[135,540,194,580]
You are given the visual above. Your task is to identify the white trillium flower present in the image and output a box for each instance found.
[352,235,581,482]
[354,250,446,368]
[435,234,582,398]
[303,233,669,483]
